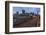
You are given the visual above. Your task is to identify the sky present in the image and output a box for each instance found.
[13,7,40,14]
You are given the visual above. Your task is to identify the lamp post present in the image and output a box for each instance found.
[37,8,40,27]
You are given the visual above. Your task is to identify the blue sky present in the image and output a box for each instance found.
[13,7,40,14]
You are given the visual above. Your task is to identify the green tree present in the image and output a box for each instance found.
[22,9,25,14]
